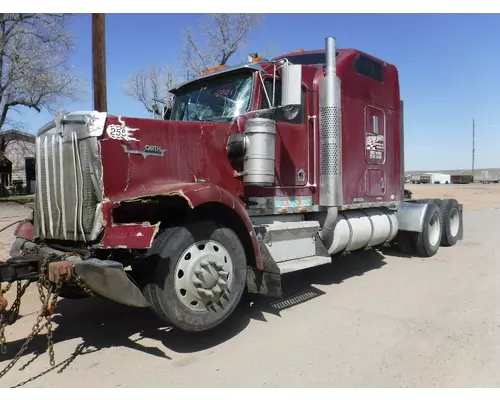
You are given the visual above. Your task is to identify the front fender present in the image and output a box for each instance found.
[102,182,263,270]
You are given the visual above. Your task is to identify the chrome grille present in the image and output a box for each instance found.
[36,127,101,242]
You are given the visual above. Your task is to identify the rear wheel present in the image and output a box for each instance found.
[439,198,461,247]
[142,220,247,332]
[413,202,442,257]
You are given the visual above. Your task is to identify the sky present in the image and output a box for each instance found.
[10,13,500,171]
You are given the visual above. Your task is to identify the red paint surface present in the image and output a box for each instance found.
[101,223,158,249]
[243,66,318,200]
[14,220,34,241]
[244,50,402,204]
[95,47,402,263]
[335,50,402,204]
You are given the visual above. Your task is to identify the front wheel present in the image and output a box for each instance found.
[142,220,248,332]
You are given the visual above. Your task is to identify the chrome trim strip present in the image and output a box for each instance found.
[90,202,104,240]
[59,134,67,239]
[71,132,79,241]
[245,200,400,216]
[36,136,46,237]
[74,132,86,242]
[43,135,54,237]
[51,134,61,237]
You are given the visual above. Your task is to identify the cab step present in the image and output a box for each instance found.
[253,219,332,276]
[277,255,332,274]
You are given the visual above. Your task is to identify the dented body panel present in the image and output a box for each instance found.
[99,181,263,268]
[99,221,159,249]
[99,116,243,202]
[97,115,262,265]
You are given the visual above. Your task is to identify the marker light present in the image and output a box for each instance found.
[201,64,227,74]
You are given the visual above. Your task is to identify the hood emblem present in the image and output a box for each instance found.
[121,144,166,158]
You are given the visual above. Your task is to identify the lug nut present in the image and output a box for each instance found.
[218,270,229,279]
[196,288,214,299]
[212,286,222,295]
[217,278,228,289]
[193,277,203,287]
[214,262,224,270]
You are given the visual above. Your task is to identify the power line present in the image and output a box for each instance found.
[472,118,475,180]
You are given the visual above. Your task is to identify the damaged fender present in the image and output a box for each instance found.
[99,211,160,249]
[103,182,263,270]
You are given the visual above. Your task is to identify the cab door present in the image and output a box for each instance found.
[364,105,387,198]
[259,78,309,187]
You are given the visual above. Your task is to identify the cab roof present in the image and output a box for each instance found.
[170,48,392,93]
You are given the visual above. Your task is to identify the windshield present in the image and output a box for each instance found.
[170,72,253,122]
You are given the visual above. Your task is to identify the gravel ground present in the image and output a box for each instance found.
[0,184,499,388]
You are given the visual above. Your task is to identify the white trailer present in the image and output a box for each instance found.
[427,173,451,184]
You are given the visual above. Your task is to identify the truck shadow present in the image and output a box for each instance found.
[2,249,387,387]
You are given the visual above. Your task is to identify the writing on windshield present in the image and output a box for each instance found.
[170,73,253,122]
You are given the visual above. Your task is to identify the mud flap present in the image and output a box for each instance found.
[245,238,282,298]
[71,258,150,308]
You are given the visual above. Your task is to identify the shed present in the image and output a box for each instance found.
[0,129,36,195]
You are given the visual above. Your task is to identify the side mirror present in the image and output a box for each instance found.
[280,62,302,107]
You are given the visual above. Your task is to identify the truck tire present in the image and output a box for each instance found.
[438,198,461,247]
[414,202,442,257]
[143,220,247,332]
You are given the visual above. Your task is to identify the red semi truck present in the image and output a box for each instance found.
[0,37,463,333]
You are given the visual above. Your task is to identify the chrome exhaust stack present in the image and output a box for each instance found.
[318,36,343,206]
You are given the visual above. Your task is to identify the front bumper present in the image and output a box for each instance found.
[1,239,150,308]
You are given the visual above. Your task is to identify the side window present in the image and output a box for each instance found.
[260,79,306,124]
[355,55,384,82]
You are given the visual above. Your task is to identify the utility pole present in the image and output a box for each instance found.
[472,118,475,181]
[92,13,107,112]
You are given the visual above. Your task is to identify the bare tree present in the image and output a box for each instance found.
[182,13,262,76]
[0,13,84,130]
[125,13,262,115]
[124,65,179,116]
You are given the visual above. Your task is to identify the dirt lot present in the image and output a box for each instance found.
[0,184,499,388]
[406,183,500,211]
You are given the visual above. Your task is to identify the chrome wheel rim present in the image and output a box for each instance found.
[449,208,460,237]
[428,213,441,247]
[174,240,233,311]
